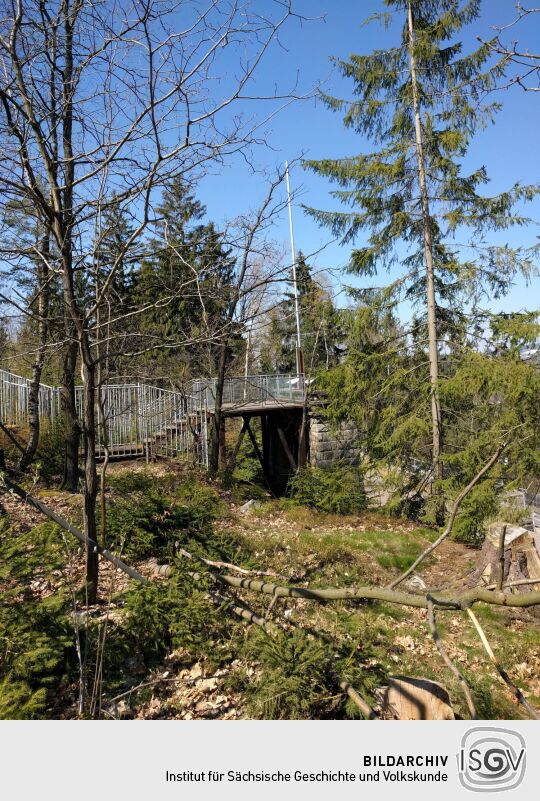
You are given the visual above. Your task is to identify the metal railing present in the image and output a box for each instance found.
[0,368,61,428]
[1,368,303,467]
[191,373,305,410]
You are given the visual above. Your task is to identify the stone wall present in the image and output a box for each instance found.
[308,414,361,468]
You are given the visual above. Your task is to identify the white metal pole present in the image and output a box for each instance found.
[285,160,304,375]
[243,314,253,399]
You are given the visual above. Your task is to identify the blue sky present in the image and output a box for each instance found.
[199,0,540,318]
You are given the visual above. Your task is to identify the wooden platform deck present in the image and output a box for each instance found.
[220,399,305,417]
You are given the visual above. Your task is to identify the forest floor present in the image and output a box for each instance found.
[1,458,539,721]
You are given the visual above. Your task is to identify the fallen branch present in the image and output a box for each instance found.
[466,608,540,721]
[339,681,378,720]
[426,596,476,719]
[389,442,507,589]
[150,557,540,609]
[228,601,278,633]
[264,594,280,619]
[217,573,540,609]
[177,547,283,578]
[426,576,540,595]
[107,673,220,709]
[484,578,540,591]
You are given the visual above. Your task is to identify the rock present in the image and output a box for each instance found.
[394,635,415,651]
[198,677,219,692]
[113,700,131,719]
[239,499,260,514]
[382,676,455,720]
[189,662,203,679]
[405,575,427,591]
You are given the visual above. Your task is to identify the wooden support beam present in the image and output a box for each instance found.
[298,407,308,468]
[218,415,227,470]
[276,425,297,470]
[227,417,249,471]
[245,418,265,471]
[261,412,270,477]
[244,417,274,495]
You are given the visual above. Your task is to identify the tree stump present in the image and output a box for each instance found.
[469,522,540,614]
[378,676,455,720]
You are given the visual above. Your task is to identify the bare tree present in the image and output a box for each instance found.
[207,165,295,474]
[0,200,54,470]
[481,5,540,92]
[0,0,300,601]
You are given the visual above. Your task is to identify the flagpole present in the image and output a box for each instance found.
[285,160,304,375]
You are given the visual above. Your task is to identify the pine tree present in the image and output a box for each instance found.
[437,311,540,541]
[304,0,537,498]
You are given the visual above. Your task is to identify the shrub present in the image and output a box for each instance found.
[106,471,157,494]
[175,479,223,528]
[288,464,367,515]
[104,474,224,561]
[35,423,67,483]
[124,562,237,667]
[0,677,47,720]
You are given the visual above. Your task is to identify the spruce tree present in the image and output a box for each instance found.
[133,180,237,381]
[97,199,138,308]
[261,252,343,374]
[305,0,537,499]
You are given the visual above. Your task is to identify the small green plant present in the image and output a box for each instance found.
[35,423,67,483]
[243,629,339,720]
[288,464,367,515]
[0,521,77,719]
[124,562,237,668]
[104,475,224,561]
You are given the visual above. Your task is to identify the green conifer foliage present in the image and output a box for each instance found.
[133,179,239,380]
[305,0,538,504]
[0,521,76,718]
[260,252,343,374]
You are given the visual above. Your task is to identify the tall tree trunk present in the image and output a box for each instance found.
[19,232,50,471]
[407,1,442,487]
[60,0,99,602]
[208,342,228,475]
[81,350,99,604]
